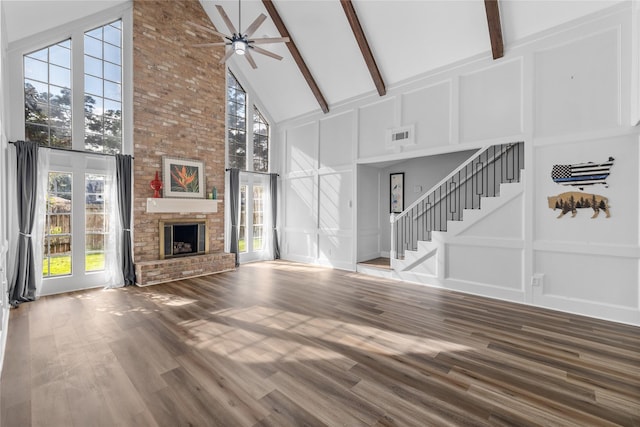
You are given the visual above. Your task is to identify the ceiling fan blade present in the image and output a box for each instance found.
[218,47,236,64]
[216,5,238,35]
[250,45,283,61]
[243,14,267,38]
[193,42,228,47]
[188,21,229,40]
[250,37,290,45]
[244,50,258,69]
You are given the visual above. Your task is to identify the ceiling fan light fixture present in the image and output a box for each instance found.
[233,40,247,55]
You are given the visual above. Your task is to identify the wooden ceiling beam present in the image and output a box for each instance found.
[340,0,386,96]
[262,0,329,114]
[484,0,504,60]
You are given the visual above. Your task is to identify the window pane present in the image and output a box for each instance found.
[104,44,121,65]
[84,35,102,58]
[104,136,121,154]
[46,237,72,276]
[85,75,103,97]
[48,171,72,195]
[86,110,104,134]
[86,248,105,272]
[104,80,121,101]
[50,65,70,88]
[104,116,121,138]
[104,99,120,114]
[86,213,105,232]
[85,133,104,152]
[85,95,103,114]
[85,55,103,78]
[104,25,121,46]
[50,44,70,68]
[86,27,102,40]
[45,172,72,278]
[104,62,121,83]
[49,85,71,108]
[25,79,48,97]
[25,123,48,144]
[50,127,72,148]
[24,57,48,81]
[26,47,48,62]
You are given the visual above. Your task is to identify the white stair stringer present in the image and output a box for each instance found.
[444,178,524,236]
[392,178,524,281]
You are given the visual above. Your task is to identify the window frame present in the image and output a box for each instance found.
[7,4,133,294]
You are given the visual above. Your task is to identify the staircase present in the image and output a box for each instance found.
[390,142,525,272]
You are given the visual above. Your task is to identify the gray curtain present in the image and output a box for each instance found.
[9,141,39,306]
[116,154,136,285]
[229,168,240,267]
[270,173,280,259]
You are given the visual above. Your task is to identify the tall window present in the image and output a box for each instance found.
[253,107,269,172]
[227,72,247,170]
[226,70,270,172]
[23,20,123,153]
[24,40,72,148]
[84,20,122,154]
[16,12,128,292]
[44,172,73,277]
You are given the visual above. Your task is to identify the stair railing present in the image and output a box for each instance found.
[390,142,524,260]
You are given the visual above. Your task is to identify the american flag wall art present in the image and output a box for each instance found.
[551,157,614,189]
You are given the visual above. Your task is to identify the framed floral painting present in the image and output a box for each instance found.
[162,156,205,198]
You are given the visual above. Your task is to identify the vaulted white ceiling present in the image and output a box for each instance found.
[2,0,623,124]
[201,0,622,123]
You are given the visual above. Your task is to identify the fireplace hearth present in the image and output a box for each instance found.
[159,220,208,259]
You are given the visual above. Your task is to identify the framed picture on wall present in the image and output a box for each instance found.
[390,172,404,213]
[162,156,205,198]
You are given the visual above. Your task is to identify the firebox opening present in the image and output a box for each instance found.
[159,220,207,259]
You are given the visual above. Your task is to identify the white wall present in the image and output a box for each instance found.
[356,165,380,262]
[0,0,10,374]
[276,2,640,326]
[281,111,356,270]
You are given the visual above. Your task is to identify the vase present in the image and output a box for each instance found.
[150,171,162,198]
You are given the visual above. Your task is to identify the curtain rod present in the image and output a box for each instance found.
[226,168,279,176]
[8,141,134,159]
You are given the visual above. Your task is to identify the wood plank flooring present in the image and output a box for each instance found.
[1,260,639,426]
[359,257,391,270]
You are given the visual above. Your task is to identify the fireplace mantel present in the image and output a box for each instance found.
[146,198,219,213]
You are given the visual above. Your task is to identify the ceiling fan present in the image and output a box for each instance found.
[191,2,289,69]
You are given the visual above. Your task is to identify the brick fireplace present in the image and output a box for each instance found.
[131,0,235,285]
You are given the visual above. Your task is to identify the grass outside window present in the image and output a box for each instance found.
[43,253,105,276]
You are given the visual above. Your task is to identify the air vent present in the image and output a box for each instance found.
[386,125,415,150]
[392,130,410,142]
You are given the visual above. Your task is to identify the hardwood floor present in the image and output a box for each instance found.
[359,257,391,270]
[1,260,639,426]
